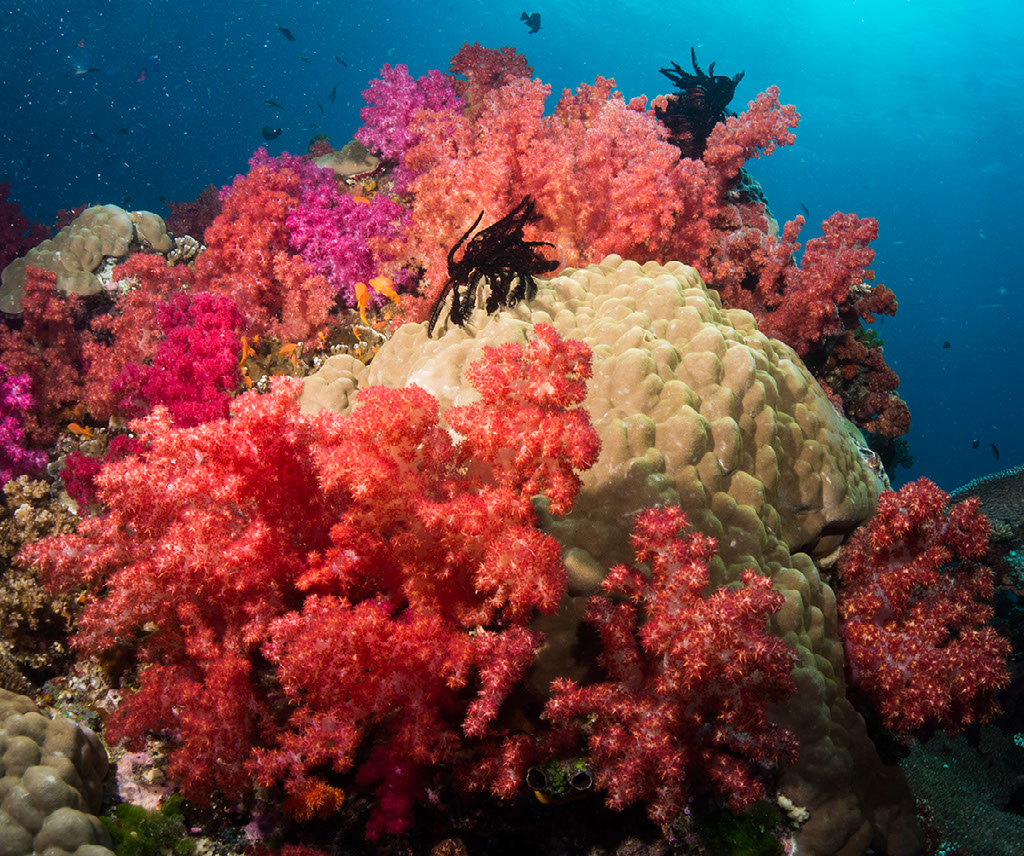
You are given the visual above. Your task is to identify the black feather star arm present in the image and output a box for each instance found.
[427,195,558,336]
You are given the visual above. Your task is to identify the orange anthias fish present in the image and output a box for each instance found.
[354,276,398,325]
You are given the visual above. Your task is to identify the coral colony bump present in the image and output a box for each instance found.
[0,40,1015,856]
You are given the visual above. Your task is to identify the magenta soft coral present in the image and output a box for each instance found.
[355,63,463,191]
[545,506,798,822]
[836,478,1010,734]
[114,290,242,426]
[283,154,411,310]
[0,364,46,484]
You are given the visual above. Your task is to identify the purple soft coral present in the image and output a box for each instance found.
[287,176,409,310]
[356,64,463,191]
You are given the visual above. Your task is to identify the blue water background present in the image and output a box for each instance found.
[2,0,1021,492]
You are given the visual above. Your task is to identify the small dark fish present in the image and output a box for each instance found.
[317,102,324,115]
[264,99,285,109]
[991,442,1001,460]
[800,202,810,218]
[335,55,348,67]
[277,24,296,41]
[75,66,102,75]
[90,132,104,141]
[299,55,311,64]
[942,340,951,349]
[122,195,133,207]
[971,439,980,449]
[261,125,281,141]
[521,11,541,33]
[328,86,336,104]
[117,127,128,134]
[159,194,168,204]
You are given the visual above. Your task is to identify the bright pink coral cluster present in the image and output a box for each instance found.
[545,506,798,822]
[836,477,1010,734]
[0,363,46,484]
[282,152,410,310]
[23,324,599,838]
[355,63,463,191]
[113,290,242,426]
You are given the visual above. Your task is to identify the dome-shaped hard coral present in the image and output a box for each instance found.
[0,689,113,856]
[300,256,922,856]
[0,204,173,314]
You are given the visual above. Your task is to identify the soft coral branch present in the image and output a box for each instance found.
[545,506,797,823]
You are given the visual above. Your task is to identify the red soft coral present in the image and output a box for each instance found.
[836,477,1010,734]
[0,267,85,444]
[114,289,243,426]
[545,506,797,823]
[194,156,334,343]
[23,325,599,838]
[81,254,195,420]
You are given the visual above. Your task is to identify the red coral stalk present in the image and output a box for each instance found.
[0,267,85,444]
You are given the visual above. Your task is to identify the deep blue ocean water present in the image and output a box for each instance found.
[2,0,1021,492]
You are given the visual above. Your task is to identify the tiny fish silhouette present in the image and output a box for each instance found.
[335,55,348,66]
[972,439,980,449]
[991,442,1001,460]
[277,24,296,41]
[261,125,281,140]
[265,99,285,109]
[942,340,951,349]
[521,11,541,33]
[328,86,336,104]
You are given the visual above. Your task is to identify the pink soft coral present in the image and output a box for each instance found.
[194,151,335,343]
[0,364,46,484]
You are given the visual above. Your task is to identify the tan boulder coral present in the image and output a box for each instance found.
[0,688,113,856]
[301,256,922,856]
[0,204,173,314]
[313,140,380,183]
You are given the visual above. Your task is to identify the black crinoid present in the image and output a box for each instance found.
[655,47,745,159]
[427,195,558,336]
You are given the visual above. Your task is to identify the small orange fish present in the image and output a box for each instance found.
[351,196,371,204]
[369,275,399,303]
[354,281,371,324]
[67,422,93,438]
[239,336,253,364]
[278,342,299,356]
